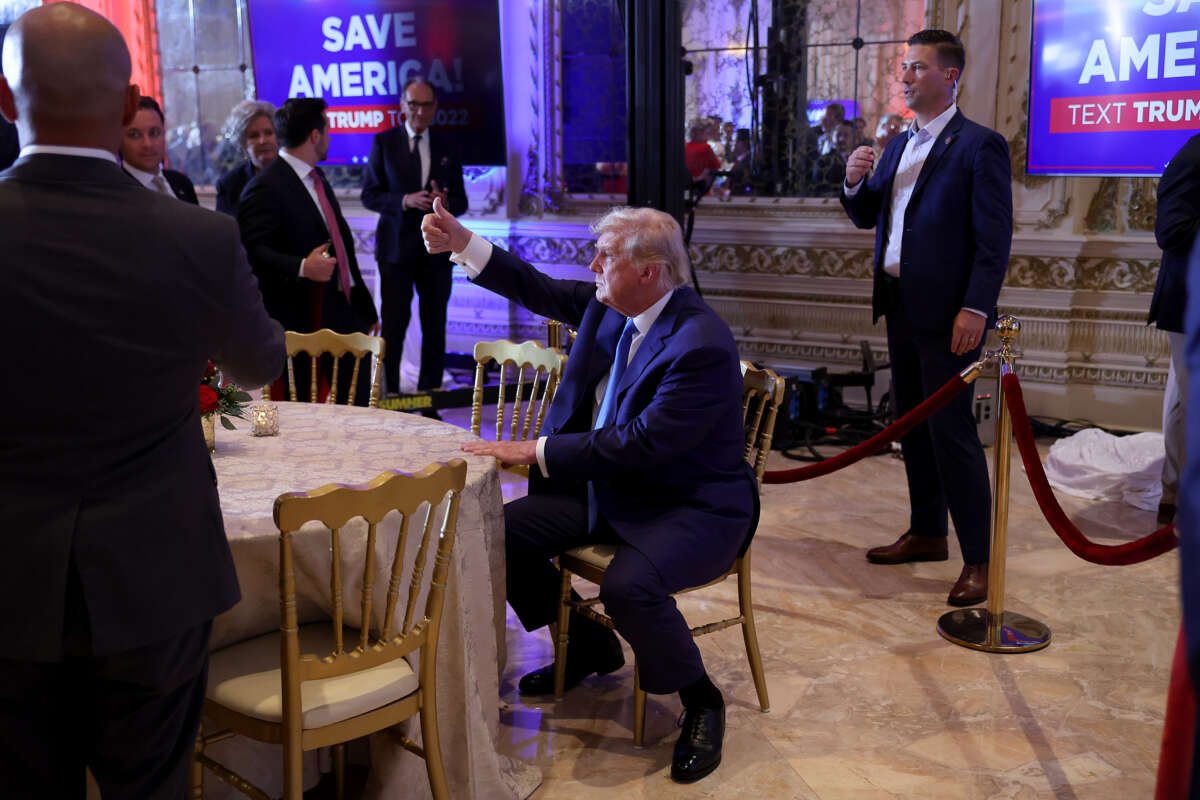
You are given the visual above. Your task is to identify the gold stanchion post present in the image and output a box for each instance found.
[937,315,1051,653]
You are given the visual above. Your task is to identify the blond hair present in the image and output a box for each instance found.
[591,207,692,291]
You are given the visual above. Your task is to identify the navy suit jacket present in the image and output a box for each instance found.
[361,126,467,266]
[238,157,378,332]
[472,247,756,588]
[1180,237,1200,679]
[0,154,283,661]
[1150,133,1200,334]
[216,160,255,217]
[841,109,1013,334]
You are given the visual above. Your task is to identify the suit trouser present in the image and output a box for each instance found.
[504,492,711,694]
[0,562,210,799]
[885,294,991,565]
[378,252,453,392]
[1162,331,1189,505]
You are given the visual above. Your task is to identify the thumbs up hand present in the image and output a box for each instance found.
[422,196,471,254]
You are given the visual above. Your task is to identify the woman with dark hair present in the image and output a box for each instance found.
[215,100,277,215]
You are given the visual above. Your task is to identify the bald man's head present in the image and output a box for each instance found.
[0,4,138,150]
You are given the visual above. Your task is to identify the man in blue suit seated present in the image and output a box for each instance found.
[840,28,1012,607]
[423,199,756,783]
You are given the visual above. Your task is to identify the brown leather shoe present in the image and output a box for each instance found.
[866,532,949,564]
[947,564,988,606]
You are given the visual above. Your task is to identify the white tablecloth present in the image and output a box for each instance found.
[203,402,540,799]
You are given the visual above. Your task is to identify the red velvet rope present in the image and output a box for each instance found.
[763,373,970,484]
[1003,372,1178,565]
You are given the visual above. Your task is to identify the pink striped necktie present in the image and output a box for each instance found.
[309,169,352,301]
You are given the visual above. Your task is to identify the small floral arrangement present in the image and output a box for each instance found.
[200,361,252,430]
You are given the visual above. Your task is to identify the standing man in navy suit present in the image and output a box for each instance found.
[840,29,1012,606]
[238,97,379,404]
[362,77,467,397]
[1179,236,1200,798]
[423,200,756,784]
[1150,132,1200,527]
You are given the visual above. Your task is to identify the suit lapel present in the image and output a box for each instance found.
[908,110,964,207]
[277,160,328,235]
[614,290,685,401]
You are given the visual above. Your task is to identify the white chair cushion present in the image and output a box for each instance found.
[564,543,618,569]
[207,623,419,729]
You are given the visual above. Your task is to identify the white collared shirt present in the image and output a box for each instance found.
[278,148,354,285]
[122,161,172,195]
[405,121,431,188]
[843,104,984,318]
[19,145,117,164]
[450,233,675,476]
[278,148,324,224]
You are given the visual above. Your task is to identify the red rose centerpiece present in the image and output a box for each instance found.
[200,361,252,452]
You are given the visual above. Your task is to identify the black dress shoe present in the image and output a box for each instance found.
[671,704,725,783]
[517,631,624,696]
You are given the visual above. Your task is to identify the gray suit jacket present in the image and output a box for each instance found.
[0,154,284,661]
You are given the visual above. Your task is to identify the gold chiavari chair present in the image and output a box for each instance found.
[281,328,385,407]
[551,362,784,745]
[469,339,566,478]
[192,460,468,800]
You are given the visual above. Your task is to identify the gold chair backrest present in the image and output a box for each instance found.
[470,340,565,475]
[284,328,386,407]
[740,362,785,486]
[272,460,467,692]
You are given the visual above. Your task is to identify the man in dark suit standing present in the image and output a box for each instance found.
[119,95,197,203]
[424,200,756,784]
[0,6,283,798]
[239,97,379,404]
[841,29,1012,606]
[362,77,467,396]
[1179,236,1200,798]
[1149,132,1199,527]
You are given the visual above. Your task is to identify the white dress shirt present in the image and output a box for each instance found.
[122,162,174,195]
[405,121,431,189]
[19,145,117,164]
[278,148,354,285]
[450,233,675,476]
[844,103,983,317]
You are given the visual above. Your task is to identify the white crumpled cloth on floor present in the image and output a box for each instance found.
[1042,428,1164,511]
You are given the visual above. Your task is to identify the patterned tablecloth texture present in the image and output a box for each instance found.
[204,402,539,800]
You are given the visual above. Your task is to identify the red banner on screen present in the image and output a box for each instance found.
[324,105,400,135]
[1049,90,1200,134]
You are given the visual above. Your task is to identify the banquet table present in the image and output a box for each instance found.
[202,402,540,800]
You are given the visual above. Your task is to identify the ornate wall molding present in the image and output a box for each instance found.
[1127,179,1158,232]
[518,0,566,216]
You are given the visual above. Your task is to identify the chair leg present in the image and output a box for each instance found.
[420,695,451,800]
[738,561,770,712]
[633,661,646,748]
[190,725,204,799]
[333,742,346,800]
[553,566,573,700]
[282,728,303,800]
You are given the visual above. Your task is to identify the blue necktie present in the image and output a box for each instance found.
[588,318,637,532]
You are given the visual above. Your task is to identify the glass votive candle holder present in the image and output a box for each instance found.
[250,402,279,436]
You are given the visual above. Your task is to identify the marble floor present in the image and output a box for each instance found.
[485,438,1179,799]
